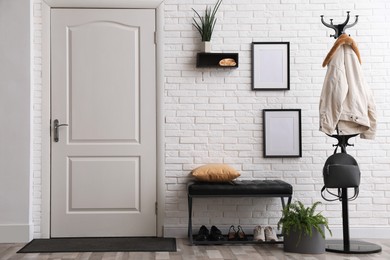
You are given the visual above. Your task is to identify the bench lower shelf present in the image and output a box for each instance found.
[187,180,293,245]
[191,234,283,245]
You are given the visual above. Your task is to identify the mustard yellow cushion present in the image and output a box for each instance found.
[191,164,240,182]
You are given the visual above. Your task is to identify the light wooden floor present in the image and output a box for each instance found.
[1,238,389,260]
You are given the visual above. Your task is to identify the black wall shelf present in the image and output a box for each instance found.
[196,53,239,68]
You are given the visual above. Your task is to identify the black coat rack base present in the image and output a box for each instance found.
[325,135,382,254]
[326,239,382,254]
[325,188,381,254]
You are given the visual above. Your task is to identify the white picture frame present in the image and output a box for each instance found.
[252,42,290,90]
[263,109,302,157]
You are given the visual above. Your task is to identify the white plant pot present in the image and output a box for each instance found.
[201,41,211,52]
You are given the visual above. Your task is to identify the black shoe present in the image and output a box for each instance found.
[209,225,225,241]
[195,225,209,241]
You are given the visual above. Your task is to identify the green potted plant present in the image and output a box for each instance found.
[192,0,223,52]
[277,201,332,254]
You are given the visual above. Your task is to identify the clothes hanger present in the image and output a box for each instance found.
[321,11,359,38]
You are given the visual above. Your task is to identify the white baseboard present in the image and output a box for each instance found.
[0,224,33,243]
[326,226,390,239]
[164,225,390,239]
[164,226,188,238]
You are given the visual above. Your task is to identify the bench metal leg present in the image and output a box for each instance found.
[188,195,193,244]
[280,195,292,209]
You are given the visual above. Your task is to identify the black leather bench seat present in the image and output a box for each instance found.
[188,180,293,196]
[187,179,293,245]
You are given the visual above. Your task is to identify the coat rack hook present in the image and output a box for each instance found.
[321,11,359,39]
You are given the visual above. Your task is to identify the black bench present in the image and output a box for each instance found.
[187,180,293,244]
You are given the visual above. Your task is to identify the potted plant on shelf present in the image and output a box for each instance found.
[277,201,332,254]
[192,0,222,52]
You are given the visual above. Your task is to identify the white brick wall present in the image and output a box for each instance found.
[31,0,390,238]
[163,0,390,237]
[32,0,43,237]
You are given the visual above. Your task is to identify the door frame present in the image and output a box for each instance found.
[40,0,165,238]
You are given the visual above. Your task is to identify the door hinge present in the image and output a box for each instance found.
[155,202,158,215]
[154,32,157,44]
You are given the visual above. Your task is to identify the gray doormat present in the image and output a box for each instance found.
[17,237,176,253]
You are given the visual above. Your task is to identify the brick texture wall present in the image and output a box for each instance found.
[32,0,390,238]
[32,0,43,237]
[163,0,390,237]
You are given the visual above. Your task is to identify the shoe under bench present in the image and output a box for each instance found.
[187,180,293,245]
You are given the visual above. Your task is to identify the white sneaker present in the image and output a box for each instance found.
[253,225,265,242]
[264,226,278,242]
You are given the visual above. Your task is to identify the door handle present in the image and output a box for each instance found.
[53,119,69,142]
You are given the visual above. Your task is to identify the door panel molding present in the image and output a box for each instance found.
[68,21,140,143]
[40,1,165,238]
[68,156,140,212]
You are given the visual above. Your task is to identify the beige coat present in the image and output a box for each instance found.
[319,34,376,139]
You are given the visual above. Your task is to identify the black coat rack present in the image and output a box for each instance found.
[321,11,358,38]
[321,12,382,254]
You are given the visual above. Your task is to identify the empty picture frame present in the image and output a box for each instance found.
[263,109,302,157]
[252,42,290,90]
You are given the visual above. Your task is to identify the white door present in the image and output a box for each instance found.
[51,9,156,237]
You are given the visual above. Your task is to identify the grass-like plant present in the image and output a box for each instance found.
[192,0,223,41]
[277,201,332,244]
